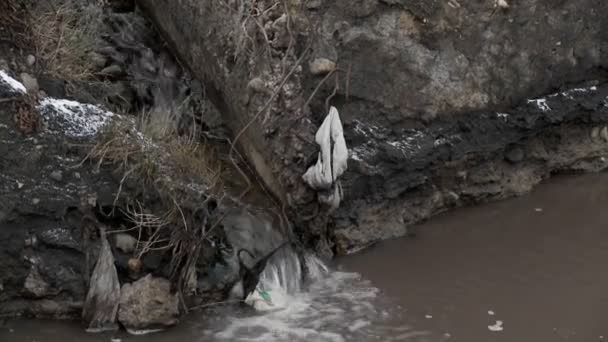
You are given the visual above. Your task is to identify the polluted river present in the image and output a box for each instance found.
[2,172,607,342]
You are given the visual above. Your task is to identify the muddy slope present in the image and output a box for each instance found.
[138,0,608,255]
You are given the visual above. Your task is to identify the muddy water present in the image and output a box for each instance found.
[339,172,608,342]
[2,173,608,341]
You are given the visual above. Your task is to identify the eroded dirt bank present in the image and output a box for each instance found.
[137,0,608,255]
[0,0,286,329]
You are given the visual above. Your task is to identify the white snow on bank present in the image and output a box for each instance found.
[549,85,598,99]
[527,98,551,112]
[529,85,598,111]
[0,70,26,93]
[496,113,509,121]
[37,98,114,138]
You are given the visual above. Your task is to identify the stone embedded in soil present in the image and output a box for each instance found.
[23,267,49,298]
[25,55,36,67]
[114,233,137,253]
[118,275,179,331]
[309,58,337,75]
[49,170,63,182]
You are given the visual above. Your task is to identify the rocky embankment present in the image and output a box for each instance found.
[139,0,608,255]
[0,0,285,332]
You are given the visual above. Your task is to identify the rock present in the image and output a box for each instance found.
[114,233,137,253]
[118,275,179,331]
[32,198,40,205]
[497,0,509,8]
[19,73,38,93]
[309,58,336,75]
[23,267,49,298]
[100,65,125,77]
[25,55,36,67]
[49,170,63,182]
[247,77,267,94]
[505,147,525,163]
[600,127,608,142]
[591,127,600,141]
[127,258,142,273]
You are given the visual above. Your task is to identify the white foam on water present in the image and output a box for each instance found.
[0,70,26,93]
[202,250,407,342]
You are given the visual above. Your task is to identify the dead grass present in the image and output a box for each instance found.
[85,112,224,207]
[29,0,102,81]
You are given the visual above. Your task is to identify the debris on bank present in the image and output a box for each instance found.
[303,106,348,211]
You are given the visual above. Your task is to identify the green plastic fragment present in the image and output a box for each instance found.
[259,290,272,302]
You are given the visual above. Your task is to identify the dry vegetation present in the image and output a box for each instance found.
[29,0,101,80]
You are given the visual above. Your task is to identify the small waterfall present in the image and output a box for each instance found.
[205,247,409,342]
[257,247,329,295]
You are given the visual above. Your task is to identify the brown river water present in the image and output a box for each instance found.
[2,173,608,342]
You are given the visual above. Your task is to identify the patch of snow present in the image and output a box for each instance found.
[548,85,598,100]
[0,70,27,93]
[386,130,425,156]
[433,137,450,147]
[352,120,382,138]
[527,98,551,112]
[350,150,363,161]
[496,113,509,121]
[488,320,504,332]
[37,98,114,138]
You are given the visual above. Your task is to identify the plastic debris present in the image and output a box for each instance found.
[302,106,348,210]
[245,288,279,312]
[83,228,121,333]
[488,320,504,332]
